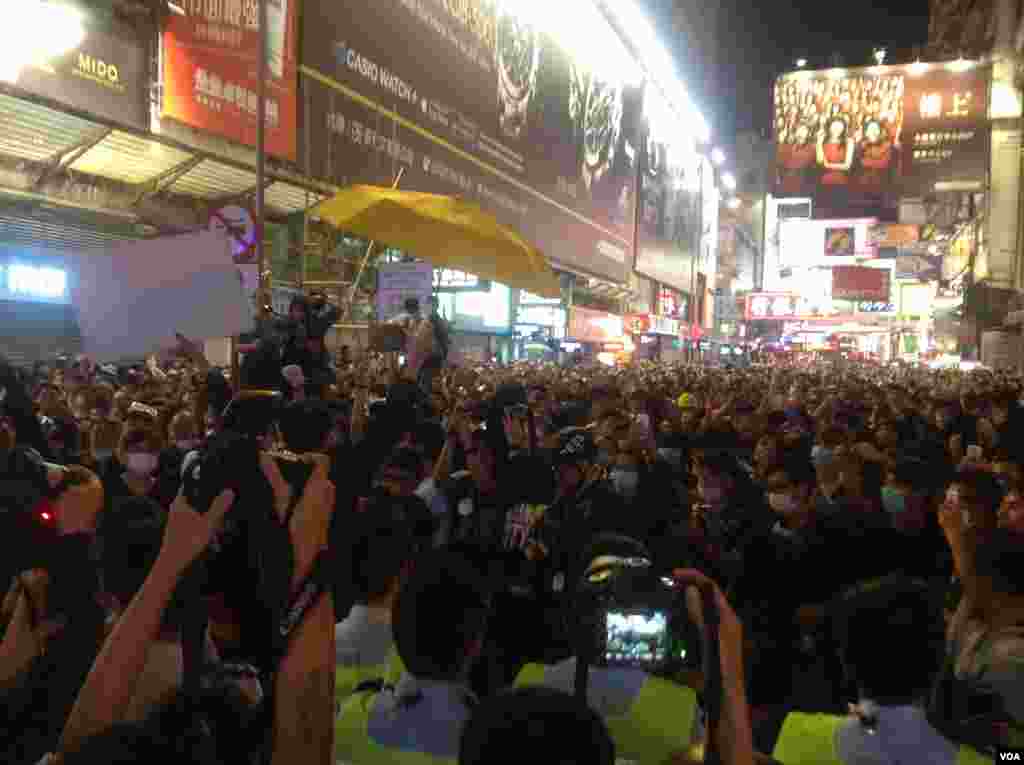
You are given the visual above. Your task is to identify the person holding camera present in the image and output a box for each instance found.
[773,576,990,765]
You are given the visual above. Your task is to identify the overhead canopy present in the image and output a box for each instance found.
[314,185,561,300]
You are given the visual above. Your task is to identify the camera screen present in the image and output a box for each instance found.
[605,610,670,666]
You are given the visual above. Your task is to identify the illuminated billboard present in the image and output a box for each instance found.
[0,262,69,304]
[773,62,990,215]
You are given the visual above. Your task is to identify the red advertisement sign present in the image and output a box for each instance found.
[832,266,891,302]
[162,0,298,161]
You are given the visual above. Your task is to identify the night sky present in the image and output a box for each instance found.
[713,0,931,138]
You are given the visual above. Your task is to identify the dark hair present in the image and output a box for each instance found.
[459,686,615,765]
[403,297,421,314]
[61,684,261,765]
[279,400,332,453]
[774,456,817,489]
[975,529,1024,596]
[834,576,944,704]
[349,495,422,603]
[392,551,490,681]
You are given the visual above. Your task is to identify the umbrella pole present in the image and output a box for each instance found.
[343,167,405,322]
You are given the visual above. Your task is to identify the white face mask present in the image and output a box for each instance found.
[125,452,159,476]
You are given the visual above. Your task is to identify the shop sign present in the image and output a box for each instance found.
[434,269,491,292]
[626,314,651,334]
[824,226,856,257]
[832,266,891,302]
[300,2,641,284]
[648,314,680,336]
[13,11,147,129]
[869,224,920,248]
[163,0,298,160]
[746,293,801,321]
[774,64,991,215]
[569,306,622,344]
[376,262,433,321]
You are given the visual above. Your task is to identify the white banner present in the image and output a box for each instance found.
[73,230,254,362]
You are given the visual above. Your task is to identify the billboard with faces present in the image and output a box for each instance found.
[773,63,990,217]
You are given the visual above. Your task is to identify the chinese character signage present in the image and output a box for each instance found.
[746,293,801,321]
[824,226,856,257]
[301,1,642,284]
[13,13,147,129]
[832,266,891,302]
[163,0,298,160]
[433,269,491,292]
[773,64,990,216]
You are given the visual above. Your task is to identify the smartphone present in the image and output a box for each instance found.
[603,609,680,668]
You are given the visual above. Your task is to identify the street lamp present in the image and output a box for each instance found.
[873,48,887,66]
[0,1,84,83]
[722,172,737,191]
[711,147,726,166]
[795,58,807,68]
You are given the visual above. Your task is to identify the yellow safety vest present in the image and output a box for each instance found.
[516,663,698,765]
[336,651,407,703]
[772,712,991,765]
[334,691,457,765]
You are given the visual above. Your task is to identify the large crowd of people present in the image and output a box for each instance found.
[1,298,1022,764]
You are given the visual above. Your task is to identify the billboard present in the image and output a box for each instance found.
[376,261,434,321]
[568,306,623,343]
[778,217,877,268]
[13,14,147,129]
[301,1,641,283]
[832,266,891,302]
[773,63,990,215]
[163,0,298,160]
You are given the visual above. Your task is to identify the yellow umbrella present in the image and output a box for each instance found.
[314,185,561,299]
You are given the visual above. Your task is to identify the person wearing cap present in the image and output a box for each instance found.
[334,550,490,765]
[773,575,989,765]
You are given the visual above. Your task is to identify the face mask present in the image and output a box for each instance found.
[881,486,906,515]
[769,492,799,514]
[176,440,198,452]
[125,452,159,476]
[611,467,639,498]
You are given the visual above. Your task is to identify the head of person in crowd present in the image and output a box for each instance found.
[349,492,426,610]
[882,457,931,532]
[693,450,757,512]
[834,576,945,707]
[279,399,333,454]
[459,686,614,765]
[766,458,817,531]
[117,410,165,479]
[754,432,785,477]
[287,294,308,325]
[677,393,703,431]
[590,384,620,421]
[375,448,425,499]
[813,425,846,492]
[553,427,597,497]
[403,297,421,318]
[974,528,1024,620]
[997,477,1024,533]
[465,425,502,495]
[392,549,491,685]
[42,415,81,465]
[990,390,1020,429]
[943,467,1002,537]
[168,410,199,454]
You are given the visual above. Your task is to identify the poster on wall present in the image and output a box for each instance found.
[832,265,891,302]
[163,0,298,160]
[824,226,856,256]
[376,262,433,322]
[301,0,641,284]
[773,63,990,216]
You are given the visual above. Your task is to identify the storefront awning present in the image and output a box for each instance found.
[0,90,333,252]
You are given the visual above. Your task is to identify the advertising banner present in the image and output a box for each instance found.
[869,223,919,247]
[14,14,147,129]
[568,306,622,343]
[832,266,891,302]
[376,261,434,321]
[301,1,640,283]
[824,226,856,256]
[773,64,990,215]
[163,0,298,160]
[636,143,700,293]
[778,217,877,268]
[746,293,802,321]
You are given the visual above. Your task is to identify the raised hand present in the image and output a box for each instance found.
[158,488,236,576]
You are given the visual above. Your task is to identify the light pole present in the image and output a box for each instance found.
[256,0,268,319]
